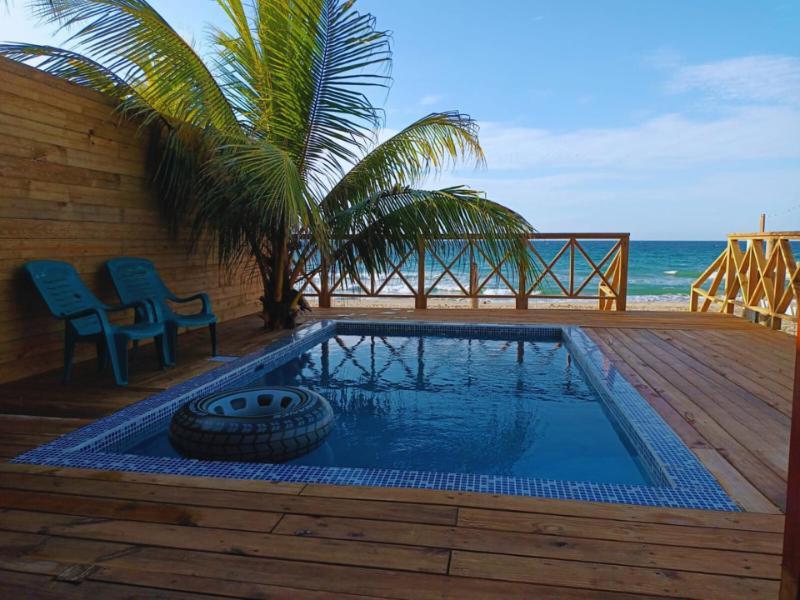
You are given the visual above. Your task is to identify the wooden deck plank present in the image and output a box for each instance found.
[0,569,231,600]
[0,471,459,526]
[457,507,782,553]
[0,531,649,599]
[0,462,306,495]
[0,509,451,575]
[660,329,794,405]
[692,448,783,514]
[449,550,779,600]
[272,514,780,578]
[0,308,792,598]
[615,328,788,474]
[0,489,285,533]
[0,463,785,531]
[590,327,788,510]
[300,483,785,532]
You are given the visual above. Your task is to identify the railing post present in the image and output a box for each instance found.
[723,239,737,314]
[771,235,785,331]
[568,238,575,297]
[469,241,478,310]
[318,256,331,308]
[415,237,427,309]
[616,235,629,311]
[516,236,528,310]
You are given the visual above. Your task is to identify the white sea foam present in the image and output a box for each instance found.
[628,294,691,302]
[663,270,678,275]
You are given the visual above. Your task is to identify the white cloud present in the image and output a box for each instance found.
[464,55,800,175]
[666,55,800,105]
[474,106,800,171]
[424,54,800,238]
[418,94,442,106]
[433,168,800,240]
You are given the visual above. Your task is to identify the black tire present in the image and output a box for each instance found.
[169,386,334,462]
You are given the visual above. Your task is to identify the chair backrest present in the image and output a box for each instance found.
[106,257,171,312]
[24,260,103,336]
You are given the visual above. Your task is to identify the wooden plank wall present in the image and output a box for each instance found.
[0,57,261,383]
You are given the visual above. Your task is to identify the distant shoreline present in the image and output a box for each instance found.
[311,296,690,312]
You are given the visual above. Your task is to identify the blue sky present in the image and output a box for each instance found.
[2,0,799,239]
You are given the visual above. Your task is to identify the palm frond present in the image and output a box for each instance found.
[323,111,485,215]
[287,0,392,186]
[323,185,534,286]
[187,137,329,257]
[210,0,269,131]
[28,0,240,132]
[208,139,312,227]
[0,42,133,97]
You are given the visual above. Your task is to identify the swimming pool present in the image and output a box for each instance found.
[14,320,739,510]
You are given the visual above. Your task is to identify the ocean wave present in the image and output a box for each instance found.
[628,294,690,302]
[320,265,700,300]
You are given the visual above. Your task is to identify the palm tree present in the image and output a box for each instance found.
[1,0,534,329]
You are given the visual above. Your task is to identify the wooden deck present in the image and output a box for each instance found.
[0,308,792,599]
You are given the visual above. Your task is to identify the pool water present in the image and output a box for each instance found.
[130,333,651,486]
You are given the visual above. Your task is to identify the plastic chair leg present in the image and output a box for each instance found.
[109,334,130,386]
[209,322,217,356]
[154,334,169,370]
[62,332,76,384]
[166,322,178,365]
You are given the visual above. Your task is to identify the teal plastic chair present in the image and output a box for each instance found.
[106,257,217,363]
[24,260,172,386]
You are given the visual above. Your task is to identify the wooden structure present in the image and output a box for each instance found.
[0,308,792,598]
[691,231,800,330]
[0,56,264,384]
[301,233,630,312]
[782,329,800,599]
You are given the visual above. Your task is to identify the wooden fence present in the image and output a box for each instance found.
[0,56,262,383]
[297,233,630,311]
[690,231,800,329]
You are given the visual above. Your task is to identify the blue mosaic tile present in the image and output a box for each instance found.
[12,319,740,512]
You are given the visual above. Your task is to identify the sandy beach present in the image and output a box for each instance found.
[311,296,690,312]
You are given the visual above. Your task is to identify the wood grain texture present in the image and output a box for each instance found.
[0,56,261,383]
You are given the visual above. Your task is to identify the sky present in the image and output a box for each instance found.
[1,0,799,240]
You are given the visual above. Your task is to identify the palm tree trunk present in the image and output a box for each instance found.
[258,229,300,330]
[246,232,272,329]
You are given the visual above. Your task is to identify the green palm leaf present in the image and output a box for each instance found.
[322,186,534,287]
[0,43,131,96]
[296,0,391,185]
[324,111,485,216]
[27,0,239,131]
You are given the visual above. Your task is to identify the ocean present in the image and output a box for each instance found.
[327,240,730,303]
[620,240,727,301]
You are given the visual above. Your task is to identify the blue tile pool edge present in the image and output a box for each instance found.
[11,319,740,512]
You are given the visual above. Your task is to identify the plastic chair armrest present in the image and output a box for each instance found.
[167,292,212,315]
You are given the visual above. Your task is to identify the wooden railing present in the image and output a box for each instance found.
[690,231,800,329]
[297,233,630,311]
